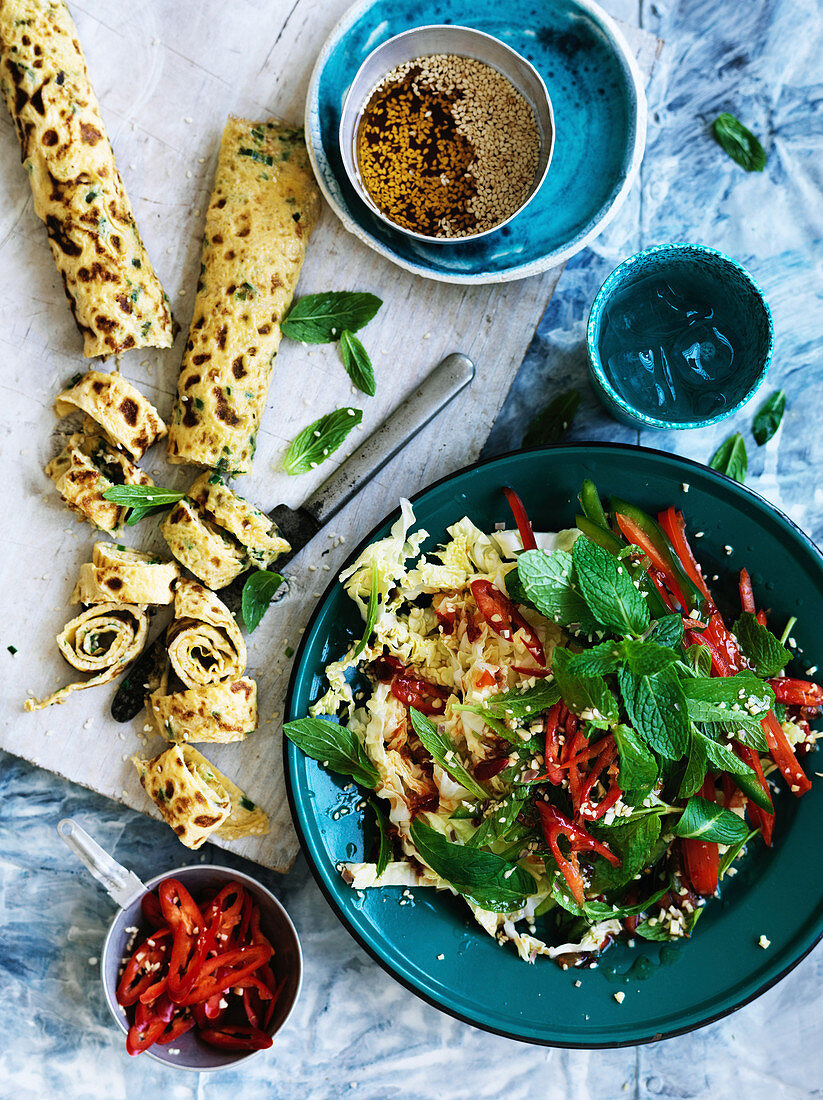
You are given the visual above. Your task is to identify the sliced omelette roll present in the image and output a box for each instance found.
[161,499,247,589]
[25,602,148,710]
[54,371,167,460]
[133,743,268,849]
[188,473,289,568]
[72,542,179,605]
[167,118,320,474]
[167,578,246,687]
[46,430,153,532]
[149,678,257,745]
[0,0,173,356]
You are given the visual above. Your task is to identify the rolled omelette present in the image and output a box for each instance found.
[133,743,268,849]
[25,602,148,710]
[161,499,247,590]
[46,430,153,532]
[0,0,174,356]
[149,678,257,745]
[167,578,246,687]
[72,542,180,605]
[166,117,320,474]
[55,371,167,461]
[187,473,289,568]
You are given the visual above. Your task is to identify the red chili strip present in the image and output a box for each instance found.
[503,486,538,551]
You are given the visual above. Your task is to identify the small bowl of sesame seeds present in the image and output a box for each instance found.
[339,25,554,242]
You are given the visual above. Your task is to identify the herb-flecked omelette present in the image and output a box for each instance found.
[167,117,321,475]
[0,0,174,356]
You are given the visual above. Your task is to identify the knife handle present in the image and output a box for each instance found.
[302,353,475,528]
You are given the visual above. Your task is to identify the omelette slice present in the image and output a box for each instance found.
[149,679,257,745]
[0,0,173,356]
[54,371,167,461]
[71,542,180,605]
[187,473,289,568]
[166,117,320,474]
[166,578,246,688]
[134,744,268,849]
[25,602,148,710]
[46,430,153,532]
[161,499,248,590]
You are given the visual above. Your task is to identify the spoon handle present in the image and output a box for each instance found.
[58,818,146,909]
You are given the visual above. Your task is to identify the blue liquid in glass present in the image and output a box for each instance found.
[599,274,740,422]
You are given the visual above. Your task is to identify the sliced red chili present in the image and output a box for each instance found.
[761,710,811,795]
[140,891,165,930]
[768,678,823,708]
[470,579,546,666]
[657,507,713,603]
[681,777,720,896]
[537,802,620,907]
[474,755,511,781]
[503,486,538,551]
[116,928,171,1007]
[156,1011,195,1045]
[177,944,273,1006]
[126,995,174,1056]
[198,1025,273,1052]
[390,675,450,716]
[735,743,774,846]
[739,568,756,615]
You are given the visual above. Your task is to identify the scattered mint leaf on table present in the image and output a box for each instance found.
[241,570,285,633]
[102,484,186,525]
[523,388,580,446]
[283,716,380,789]
[281,291,382,343]
[711,113,767,172]
[283,407,362,474]
[709,433,747,482]
[340,330,376,396]
[752,390,786,445]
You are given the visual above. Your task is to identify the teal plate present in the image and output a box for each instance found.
[284,444,823,1046]
[304,0,646,283]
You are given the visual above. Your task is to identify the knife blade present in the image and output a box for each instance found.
[110,353,475,722]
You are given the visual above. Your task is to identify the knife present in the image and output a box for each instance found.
[110,352,475,722]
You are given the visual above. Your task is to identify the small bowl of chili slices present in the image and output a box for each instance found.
[102,866,302,1070]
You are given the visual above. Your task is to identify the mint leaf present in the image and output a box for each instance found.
[409,708,488,800]
[372,800,391,878]
[623,640,680,677]
[565,640,623,676]
[504,564,528,605]
[283,407,362,474]
[613,724,659,792]
[552,648,619,728]
[523,388,580,447]
[478,680,561,722]
[241,570,285,633]
[283,717,380,789]
[692,727,754,775]
[589,814,662,892]
[409,819,536,912]
[752,390,785,445]
[636,908,703,941]
[619,665,689,758]
[647,614,684,650]
[681,672,774,724]
[684,642,713,678]
[465,792,527,849]
[672,796,750,844]
[281,291,382,343]
[709,433,747,483]
[517,549,600,632]
[719,827,759,878]
[572,536,650,637]
[712,113,767,172]
[353,565,379,658]
[678,732,708,799]
[732,612,790,677]
[102,483,187,526]
[339,330,376,396]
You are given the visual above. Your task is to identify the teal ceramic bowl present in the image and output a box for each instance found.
[305,0,646,283]
[284,444,823,1047]
[587,243,774,430]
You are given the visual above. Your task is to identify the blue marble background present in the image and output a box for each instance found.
[4,0,823,1096]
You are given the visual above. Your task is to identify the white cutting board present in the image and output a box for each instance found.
[0,0,658,871]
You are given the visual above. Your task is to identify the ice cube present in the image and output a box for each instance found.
[670,323,734,386]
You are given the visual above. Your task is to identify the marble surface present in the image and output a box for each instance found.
[4,0,823,1096]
